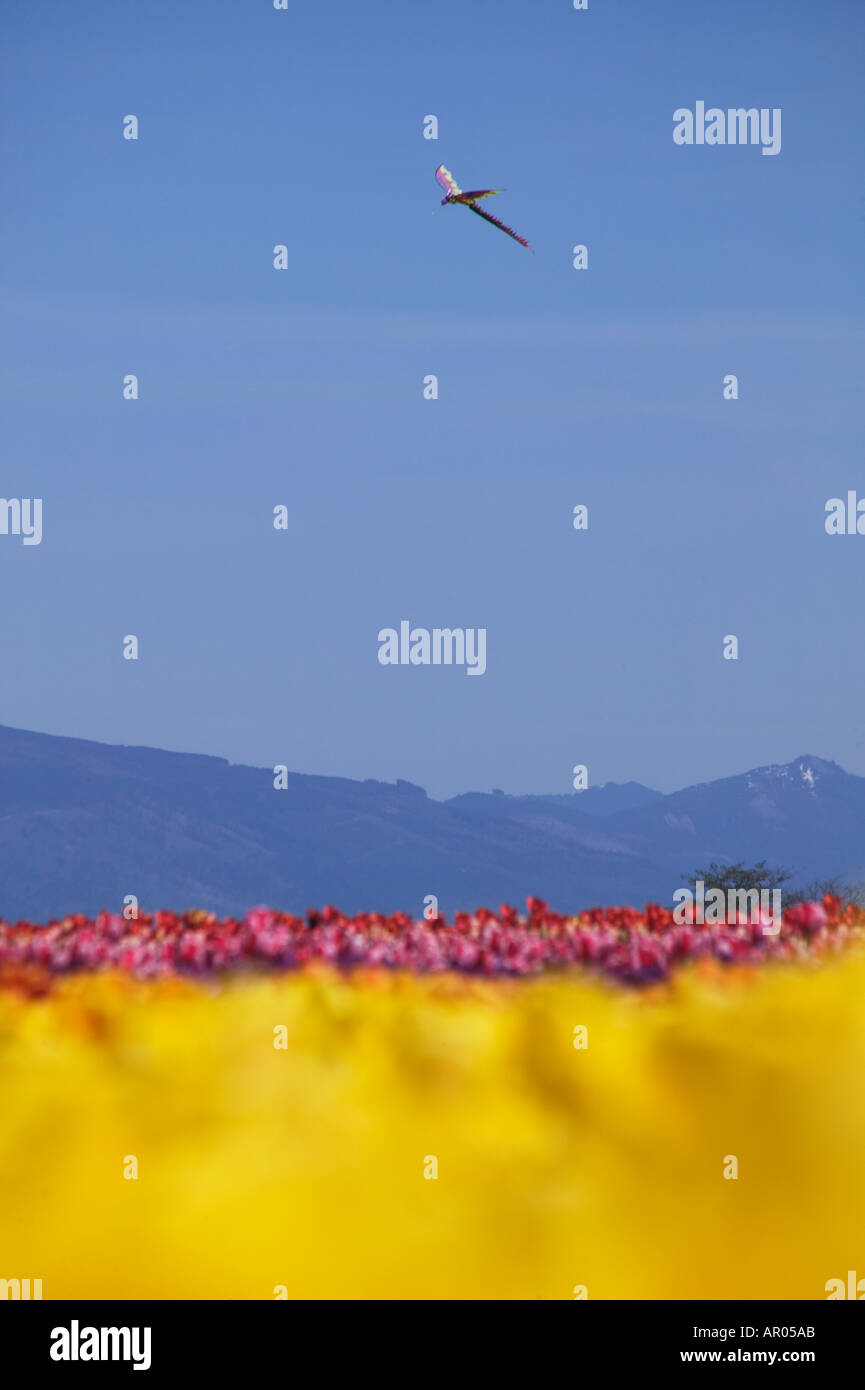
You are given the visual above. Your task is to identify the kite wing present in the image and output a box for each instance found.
[459,189,503,202]
[435,165,462,199]
[466,200,531,249]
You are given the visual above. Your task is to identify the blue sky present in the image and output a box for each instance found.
[1,0,863,798]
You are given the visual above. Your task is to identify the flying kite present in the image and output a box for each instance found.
[435,165,532,250]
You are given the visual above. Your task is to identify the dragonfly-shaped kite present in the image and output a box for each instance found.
[435,165,532,250]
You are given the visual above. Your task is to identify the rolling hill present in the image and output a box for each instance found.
[0,725,862,920]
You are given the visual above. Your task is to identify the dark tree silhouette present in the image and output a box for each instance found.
[687,860,793,894]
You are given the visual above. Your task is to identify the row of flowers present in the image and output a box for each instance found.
[0,896,861,984]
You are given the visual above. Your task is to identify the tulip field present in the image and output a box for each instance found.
[1,897,864,1300]
[0,895,859,984]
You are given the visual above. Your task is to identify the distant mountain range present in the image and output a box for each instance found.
[1,724,863,921]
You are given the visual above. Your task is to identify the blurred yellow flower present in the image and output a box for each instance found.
[1,957,863,1299]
